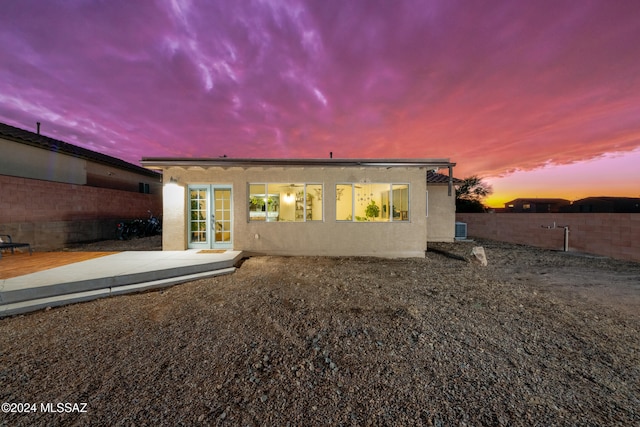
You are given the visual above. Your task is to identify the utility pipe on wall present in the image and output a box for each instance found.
[542,222,570,252]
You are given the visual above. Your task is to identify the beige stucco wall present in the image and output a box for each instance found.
[161,165,429,258]
[426,184,456,242]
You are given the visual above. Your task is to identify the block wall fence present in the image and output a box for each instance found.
[1,174,162,251]
[456,213,640,262]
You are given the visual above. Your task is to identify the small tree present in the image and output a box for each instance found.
[456,176,492,213]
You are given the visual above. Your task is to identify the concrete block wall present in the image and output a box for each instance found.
[456,213,640,262]
[1,174,162,250]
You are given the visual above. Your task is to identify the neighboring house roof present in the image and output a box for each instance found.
[427,170,462,184]
[567,196,640,213]
[141,157,455,169]
[505,198,571,205]
[0,122,159,178]
[573,196,640,204]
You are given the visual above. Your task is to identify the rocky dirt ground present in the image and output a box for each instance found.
[1,238,638,426]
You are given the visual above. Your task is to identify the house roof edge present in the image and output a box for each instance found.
[140,157,456,169]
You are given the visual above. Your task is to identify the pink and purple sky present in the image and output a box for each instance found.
[1,0,639,207]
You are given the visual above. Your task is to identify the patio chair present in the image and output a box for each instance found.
[0,234,33,259]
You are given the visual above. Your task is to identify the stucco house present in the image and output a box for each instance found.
[141,157,456,258]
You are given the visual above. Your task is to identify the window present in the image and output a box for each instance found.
[249,183,323,222]
[336,184,353,221]
[336,183,409,222]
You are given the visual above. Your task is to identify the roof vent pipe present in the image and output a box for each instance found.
[36,122,41,135]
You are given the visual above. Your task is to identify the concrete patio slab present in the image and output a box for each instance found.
[0,250,243,317]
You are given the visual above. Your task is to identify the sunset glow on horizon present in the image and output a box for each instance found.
[1,1,639,204]
[484,149,640,208]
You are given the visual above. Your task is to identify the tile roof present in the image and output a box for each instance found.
[427,170,462,184]
[0,122,159,178]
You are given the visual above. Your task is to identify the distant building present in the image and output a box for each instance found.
[561,197,640,213]
[503,198,571,213]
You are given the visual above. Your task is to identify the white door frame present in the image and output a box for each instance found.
[187,184,233,249]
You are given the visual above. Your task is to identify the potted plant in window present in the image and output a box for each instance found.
[250,196,265,211]
[267,196,278,212]
[365,200,380,220]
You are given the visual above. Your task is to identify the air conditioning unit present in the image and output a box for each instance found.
[455,222,467,240]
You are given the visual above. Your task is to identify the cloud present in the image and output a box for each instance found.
[0,0,638,183]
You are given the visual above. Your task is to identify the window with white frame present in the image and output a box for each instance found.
[249,183,323,222]
[336,183,410,222]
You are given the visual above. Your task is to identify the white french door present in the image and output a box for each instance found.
[188,185,233,249]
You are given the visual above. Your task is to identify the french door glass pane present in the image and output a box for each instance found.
[189,188,208,243]
[215,189,231,243]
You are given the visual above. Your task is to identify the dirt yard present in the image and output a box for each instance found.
[1,239,638,426]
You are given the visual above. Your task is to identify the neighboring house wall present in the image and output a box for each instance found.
[456,213,640,262]
[426,184,456,242]
[161,165,429,258]
[85,161,161,193]
[0,137,87,184]
[0,174,162,251]
[1,136,161,194]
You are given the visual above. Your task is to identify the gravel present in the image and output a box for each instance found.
[1,239,638,426]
